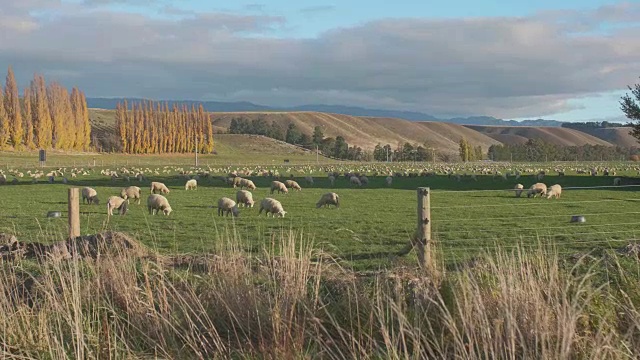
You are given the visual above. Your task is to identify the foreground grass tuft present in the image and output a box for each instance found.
[1,228,640,359]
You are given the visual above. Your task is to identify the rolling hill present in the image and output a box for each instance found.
[464,125,614,147]
[209,112,501,153]
[88,109,634,155]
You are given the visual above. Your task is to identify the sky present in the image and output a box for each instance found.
[0,0,639,122]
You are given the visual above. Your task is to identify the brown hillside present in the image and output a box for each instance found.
[210,112,500,153]
[465,125,614,147]
[572,127,638,148]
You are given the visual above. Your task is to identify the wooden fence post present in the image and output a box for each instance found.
[416,187,431,269]
[68,188,80,239]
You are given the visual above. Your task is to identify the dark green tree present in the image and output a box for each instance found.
[312,126,324,145]
[621,78,640,141]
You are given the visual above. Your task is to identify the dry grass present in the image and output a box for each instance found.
[1,229,640,359]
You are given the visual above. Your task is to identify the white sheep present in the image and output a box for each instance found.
[259,198,286,217]
[147,194,172,215]
[232,177,244,188]
[217,197,239,217]
[385,176,393,186]
[270,181,289,194]
[527,183,547,198]
[514,183,524,198]
[120,186,142,204]
[546,184,562,199]
[284,180,302,191]
[239,178,256,190]
[316,192,340,208]
[81,187,100,205]
[185,179,197,190]
[107,196,128,216]
[150,181,170,194]
[236,190,255,208]
[350,176,362,186]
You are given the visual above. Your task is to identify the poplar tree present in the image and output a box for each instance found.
[0,87,8,149]
[80,91,91,150]
[22,87,35,149]
[5,66,23,148]
[32,75,52,149]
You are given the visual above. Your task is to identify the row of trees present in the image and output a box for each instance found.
[227,117,369,160]
[561,121,626,130]
[458,138,484,162]
[115,101,214,154]
[487,139,637,162]
[373,143,436,162]
[0,66,91,150]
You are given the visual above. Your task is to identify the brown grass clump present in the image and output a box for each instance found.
[1,231,640,359]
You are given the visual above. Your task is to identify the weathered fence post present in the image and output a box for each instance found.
[416,187,431,269]
[68,188,80,239]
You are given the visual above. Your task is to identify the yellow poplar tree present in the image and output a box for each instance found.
[31,75,52,149]
[70,88,84,150]
[22,87,35,149]
[0,87,8,149]
[5,66,23,148]
[80,91,91,150]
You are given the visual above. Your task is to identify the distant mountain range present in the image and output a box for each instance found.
[86,97,567,127]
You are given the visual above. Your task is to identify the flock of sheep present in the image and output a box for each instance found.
[79,176,341,219]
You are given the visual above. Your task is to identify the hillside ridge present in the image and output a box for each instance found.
[88,108,634,154]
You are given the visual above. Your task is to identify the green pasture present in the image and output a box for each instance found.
[1,165,639,270]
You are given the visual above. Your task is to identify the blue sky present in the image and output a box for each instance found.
[3,0,639,121]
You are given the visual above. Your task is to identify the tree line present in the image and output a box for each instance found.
[115,100,214,154]
[0,66,91,150]
[561,121,626,130]
[487,139,637,162]
[227,117,369,160]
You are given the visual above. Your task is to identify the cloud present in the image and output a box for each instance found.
[300,5,335,16]
[0,1,639,118]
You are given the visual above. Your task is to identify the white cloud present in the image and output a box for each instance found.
[0,1,638,118]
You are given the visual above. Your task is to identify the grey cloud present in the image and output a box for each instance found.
[0,4,638,118]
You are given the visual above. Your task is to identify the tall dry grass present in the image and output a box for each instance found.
[1,229,640,359]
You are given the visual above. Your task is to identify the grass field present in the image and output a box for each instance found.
[2,161,639,270]
[0,133,333,168]
[3,156,640,358]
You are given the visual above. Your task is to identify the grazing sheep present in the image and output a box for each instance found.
[147,194,172,215]
[236,190,255,208]
[614,177,622,186]
[527,183,548,198]
[107,196,128,216]
[547,184,562,199]
[217,197,239,217]
[150,181,170,194]
[232,177,244,188]
[270,181,288,194]
[385,176,393,186]
[536,172,545,181]
[316,192,340,208]
[120,186,142,204]
[305,176,314,185]
[350,176,362,187]
[81,187,100,205]
[514,183,524,198]
[328,175,335,186]
[239,178,256,190]
[185,179,197,190]
[259,198,286,217]
[284,180,302,191]
[359,175,369,186]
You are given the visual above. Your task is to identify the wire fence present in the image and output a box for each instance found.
[427,184,640,257]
